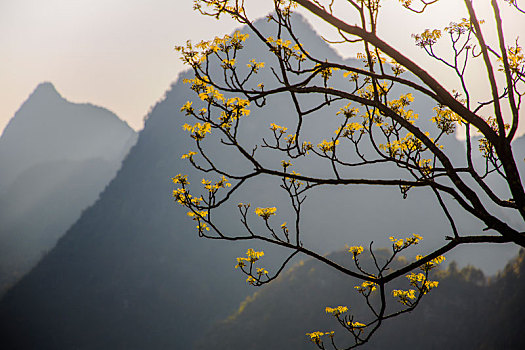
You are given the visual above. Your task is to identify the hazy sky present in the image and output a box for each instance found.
[1,0,524,136]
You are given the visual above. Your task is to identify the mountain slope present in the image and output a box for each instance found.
[0,82,137,293]
[196,249,524,350]
[0,82,136,191]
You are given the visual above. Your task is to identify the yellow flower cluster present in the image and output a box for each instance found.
[285,170,304,188]
[181,151,197,160]
[315,64,339,80]
[413,28,442,47]
[335,123,364,137]
[224,97,250,117]
[247,59,265,73]
[445,18,482,35]
[356,50,386,67]
[221,58,236,68]
[183,75,209,92]
[198,85,225,103]
[354,281,378,293]
[266,36,307,62]
[418,159,433,176]
[406,272,439,293]
[172,173,190,185]
[358,81,390,99]
[302,141,313,154]
[201,176,231,193]
[389,234,423,250]
[281,160,292,170]
[246,248,264,261]
[235,248,265,269]
[343,70,359,82]
[305,331,334,344]
[284,133,296,145]
[325,305,348,316]
[256,267,268,276]
[416,255,445,271]
[175,30,249,68]
[255,207,277,219]
[348,321,366,329]
[317,139,339,153]
[182,122,212,141]
[388,93,418,124]
[173,188,203,207]
[432,104,464,134]
[348,246,364,259]
[196,222,210,232]
[392,289,416,305]
[186,210,210,233]
[180,101,193,115]
[379,133,428,159]
[187,210,208,219]
[270,123,287,134]
[336,102,359,119]
[502,44,524,74]
[172,188,188,205]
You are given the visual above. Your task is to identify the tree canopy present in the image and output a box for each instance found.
[173,0,525,348]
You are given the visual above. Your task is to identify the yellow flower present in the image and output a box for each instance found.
[221,58,236,68]
[246,248,264,262]
[196,222,210,232]
[172,174,189,185]
[186,210,208,220]
[306,331,324,343]
[246,276,257,285]
[325,305,348,316]
[235,257,248,269]
[284,134,296,145]
[348,246,364,259]
[256,267,268,276]
[180,101,193,114]
[270,123,287,134]
[281,160,292,169]
[317,139,339,152]
[355,281,378,293]
[183,122,212,141]
[348,321,366,329]
[181,151,197,160]
[247,59,265,73]
[255,207,277,220]
[392,289,417,305]
[416,255,446,271]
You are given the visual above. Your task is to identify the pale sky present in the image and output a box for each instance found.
[1,0,524,136]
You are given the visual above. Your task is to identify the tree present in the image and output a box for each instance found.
[173,0,525,348]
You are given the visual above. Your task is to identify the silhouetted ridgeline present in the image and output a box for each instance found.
[0,82,137,294]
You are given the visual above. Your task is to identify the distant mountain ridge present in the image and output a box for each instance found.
[0,82,136,192]
[0,82,137,293]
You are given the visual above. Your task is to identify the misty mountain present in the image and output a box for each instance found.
[0,82,136,192]
[195,248,525,350]
[0,82,137,293]
[0,15,523,349]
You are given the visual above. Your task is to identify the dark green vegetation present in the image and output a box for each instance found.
[0,82,137,294]
[0,16,524,349]
[197,249,525,350]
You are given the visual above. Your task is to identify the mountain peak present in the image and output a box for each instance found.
[31,81,61,99]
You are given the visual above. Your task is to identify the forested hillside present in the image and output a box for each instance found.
[197,249,525,350]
